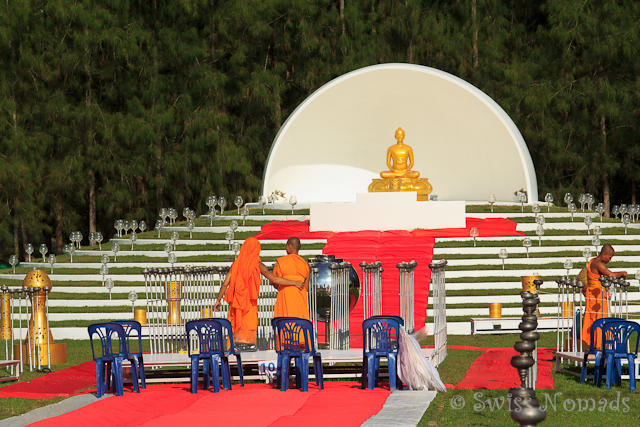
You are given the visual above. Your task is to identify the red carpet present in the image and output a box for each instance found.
[253,221,334,239]
[321,231,435,348]
[253,218,523,348]
[29,382,390,427]
[412,217,524,238]
[0,361,96,399]
[453,347,555,390]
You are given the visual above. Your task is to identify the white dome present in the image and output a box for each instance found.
[262,63,537,203]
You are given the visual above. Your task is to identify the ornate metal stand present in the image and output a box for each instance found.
[397,261,417,333]
[429,260,448,367]
[329,262,352,350]
[359,261,383,320]
[142,265,278,355]
[509,291,546,426]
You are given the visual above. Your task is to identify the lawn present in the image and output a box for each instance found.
[2,332,639,425]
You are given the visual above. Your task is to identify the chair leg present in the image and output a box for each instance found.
[202,359,210,390]
[594,353,604,388]
[236,354,245,387]
[113,357,124,396]
[580,354,589,383]
[210,356,220,393]
[628,355,636,391]
[105,361,112,392]
[367,354,376,390]
[361,357,368,389]
[605,355,614,390]
[138,356,146,389]
[388,354,397,391]
[190,356,199,394]
[294,358,301,389]
[129,358,140,393]
[95,359,104,398]
[300,354,310,392]
[281,354,291,392]
[221,356,231,390]
[314,355,324,390]
[614,359,623,386]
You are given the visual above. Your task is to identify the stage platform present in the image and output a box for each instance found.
[556,351,640,380]
[126,348,434,383]
[310,192,465,232]
[0,360,20,382]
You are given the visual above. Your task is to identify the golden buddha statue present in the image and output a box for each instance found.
[368,127,433,200]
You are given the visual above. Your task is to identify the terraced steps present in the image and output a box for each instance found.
[2,205,639,339]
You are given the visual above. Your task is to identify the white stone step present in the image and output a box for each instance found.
[444,255,640,267]
[435,245,640,255]
[108,238,327,246]
[445,268,632,278]
[436,234,640,243]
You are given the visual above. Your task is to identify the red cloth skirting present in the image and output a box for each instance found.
[0,361,96,399]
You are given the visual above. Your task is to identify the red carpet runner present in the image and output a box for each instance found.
[254,218,523,347]
[0,361,96,399]
[29,382,390,427]
[453,347,555,390]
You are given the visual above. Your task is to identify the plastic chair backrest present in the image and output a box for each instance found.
[206,318,235,354]
[88,322,127,360]
[587,317,624,354]
[362,317,401,353]
[602,322,630,354]
[367,315,405,326]
[111,320,143,356]
[186,319,224,357]
[612,321,640,356]
[274,317,315,353]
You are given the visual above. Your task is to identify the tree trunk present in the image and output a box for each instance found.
[56,213,64,255]
[13,225,19,259]
[472,0,479,72]
[600,116,610,217]
[339,0,346,36]
[632,181,637,205]
[89,168,97,241]
[20,220,27,255]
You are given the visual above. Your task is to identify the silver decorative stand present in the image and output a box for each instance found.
[328,262,352,350]
[359,261,383,320]
[397,261,417,333]
[429,260,448,367]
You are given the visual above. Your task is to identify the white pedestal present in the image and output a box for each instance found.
[309,192,465,232]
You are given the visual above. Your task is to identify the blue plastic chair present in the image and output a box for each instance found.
[600,321,639,390]
[274,317,323,392]
[580,317,625,385]
[88,322,139,397]
[271,316,303,388]
[362,316,402,391]
[207,318,245,387]
[186,319,227,393]
[110,320,146,389]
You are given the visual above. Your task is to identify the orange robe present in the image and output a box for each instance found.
[581,258,609,348]
[273,253,310,319]
[225,237,261,344]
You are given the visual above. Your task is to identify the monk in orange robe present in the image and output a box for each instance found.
[272,237,310,319]
[214,237,302,351]
[581,244,627,349]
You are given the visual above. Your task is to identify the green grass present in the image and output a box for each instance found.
[418,331,640,426]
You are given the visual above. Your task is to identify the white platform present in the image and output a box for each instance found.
[309,192,465,232]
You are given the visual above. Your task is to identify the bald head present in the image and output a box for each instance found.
[286,237,301,254]
[601,244,614,255]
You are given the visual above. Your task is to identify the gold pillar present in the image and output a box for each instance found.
[521,275,542,317]
[0,291,11,340]
[489,302,502,318]
[22,270,67,365]
[201,308,213,319]
[134,308,147,325]
[165,281,182,325]
[562,301,574,318]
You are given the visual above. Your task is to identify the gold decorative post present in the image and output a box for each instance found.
[0,288,10,340]
[165,281,183,325]
[368,127,433,200]
[16,270,67,366]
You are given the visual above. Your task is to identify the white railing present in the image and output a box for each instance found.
[429,260,448,367]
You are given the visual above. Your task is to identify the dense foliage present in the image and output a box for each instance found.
[1,0,639,258]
